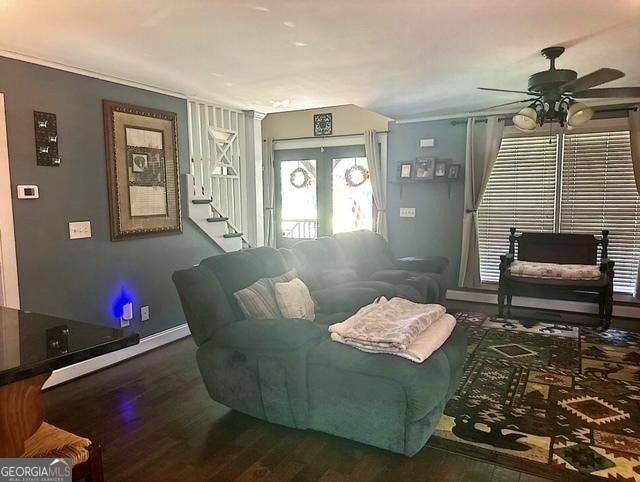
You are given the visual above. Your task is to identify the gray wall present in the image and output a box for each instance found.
[1,56,221,337]
[387,119,467,288]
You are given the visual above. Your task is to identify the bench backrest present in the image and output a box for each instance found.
[509,229,608,265]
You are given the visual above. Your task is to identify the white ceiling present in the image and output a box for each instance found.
[1,0,639,120]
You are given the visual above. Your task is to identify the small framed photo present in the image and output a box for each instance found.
[448,164,461,179]
[435,160,448,178]
[399,162,413,179]
[414,158,435,180]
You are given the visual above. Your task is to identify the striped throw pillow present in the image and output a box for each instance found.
[234,270,297,320]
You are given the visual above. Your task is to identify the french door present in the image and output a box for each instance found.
[274,145,372,247]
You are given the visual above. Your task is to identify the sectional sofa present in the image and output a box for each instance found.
[173,230,466,456]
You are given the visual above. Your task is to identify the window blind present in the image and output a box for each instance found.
[560,130,640,294]
[478,135,559,282]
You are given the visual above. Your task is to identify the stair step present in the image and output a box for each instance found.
[207,216,229,223]
[192,198,212,204]
[223,232,243,239]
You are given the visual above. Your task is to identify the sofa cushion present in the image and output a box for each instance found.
[314,312,353,326]
[333,231,396,279]
[234,269,297,320]
[211,318,324,352]
[200,248,287,320]
[308,331,458,422]
[319,268,358,286]
[311,286,380,314]
[274,278,316,321]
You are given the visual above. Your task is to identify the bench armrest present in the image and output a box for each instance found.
[600,257,615,273]
[499,253,514,273]
[396,256,449,274]
[211,318,324,352]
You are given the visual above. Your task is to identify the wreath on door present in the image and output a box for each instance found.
[290,166,313,188]
[345,164,370,187]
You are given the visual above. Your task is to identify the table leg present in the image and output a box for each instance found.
[0,372,50,457]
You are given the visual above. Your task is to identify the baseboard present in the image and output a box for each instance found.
[43,323,191,390]
[446,289,640,319]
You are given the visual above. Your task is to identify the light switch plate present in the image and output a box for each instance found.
[141,305,150,321]
[399,207,416,218]
[420,138,435,148]
[69,221,92,239]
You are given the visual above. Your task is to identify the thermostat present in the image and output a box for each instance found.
[17,185,39,199]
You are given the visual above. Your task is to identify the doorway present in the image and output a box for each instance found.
[0,93,20,309]
[274,145,373,247]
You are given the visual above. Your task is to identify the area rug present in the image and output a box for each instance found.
[429,312,640,481]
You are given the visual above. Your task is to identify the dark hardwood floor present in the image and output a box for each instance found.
[43,337,553,482]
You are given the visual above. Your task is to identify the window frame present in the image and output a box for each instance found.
[478,117,637,294]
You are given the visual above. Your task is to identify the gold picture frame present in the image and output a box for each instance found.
[103,100,182,240]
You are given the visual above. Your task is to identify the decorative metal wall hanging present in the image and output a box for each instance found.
[34,111,61,166]
[103,100,182,240]
[314,113,332,136]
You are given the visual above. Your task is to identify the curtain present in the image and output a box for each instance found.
[364,130,388,239]
[263,138,276,247]
[630,107,640,297]
[458,116,505,287]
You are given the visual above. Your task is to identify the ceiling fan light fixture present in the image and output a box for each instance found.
[567,102,594,127]
[512,106,538,132]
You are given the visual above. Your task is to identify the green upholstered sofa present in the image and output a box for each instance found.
[280,230,449,303]
[172,235,466,456]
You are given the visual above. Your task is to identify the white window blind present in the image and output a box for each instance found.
[560,130,640,294]
[478,135,558,282]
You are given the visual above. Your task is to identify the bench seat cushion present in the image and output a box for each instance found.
[510,261,601,280]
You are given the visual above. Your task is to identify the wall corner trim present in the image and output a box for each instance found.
[42,323,192,390]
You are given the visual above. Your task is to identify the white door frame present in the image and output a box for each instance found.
[0,93,20,309]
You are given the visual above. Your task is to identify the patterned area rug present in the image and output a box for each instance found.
[430,312,640,481]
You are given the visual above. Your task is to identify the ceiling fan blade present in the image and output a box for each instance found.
[562,68,625,92]
[478,87,534,95]
[470,98,536,113]
[573,87,640,98]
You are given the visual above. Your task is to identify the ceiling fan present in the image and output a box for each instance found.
[477,46,640,131]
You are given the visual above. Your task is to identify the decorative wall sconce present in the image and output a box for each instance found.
[33,111,61,166]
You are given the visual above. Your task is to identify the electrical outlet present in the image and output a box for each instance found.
[141,305,150,321]
[399,207,416,218]
[69,221,92,239]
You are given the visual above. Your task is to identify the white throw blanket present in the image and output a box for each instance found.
[329,298,456,363]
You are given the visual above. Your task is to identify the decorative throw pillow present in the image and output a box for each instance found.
[233,270,297,320]
[274,278,315,321]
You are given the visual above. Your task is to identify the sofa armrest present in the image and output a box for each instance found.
[396,256,449,274]
[311,286,379,314]
[211,318,324,352]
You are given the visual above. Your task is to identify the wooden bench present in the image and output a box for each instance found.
[498,227,615,330]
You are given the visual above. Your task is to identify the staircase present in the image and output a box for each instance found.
[186,173,250,252]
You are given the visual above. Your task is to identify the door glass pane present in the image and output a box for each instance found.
[280,160,317,239]
[332,157,373,234]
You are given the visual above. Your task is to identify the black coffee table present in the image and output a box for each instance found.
[0,306,139,456]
